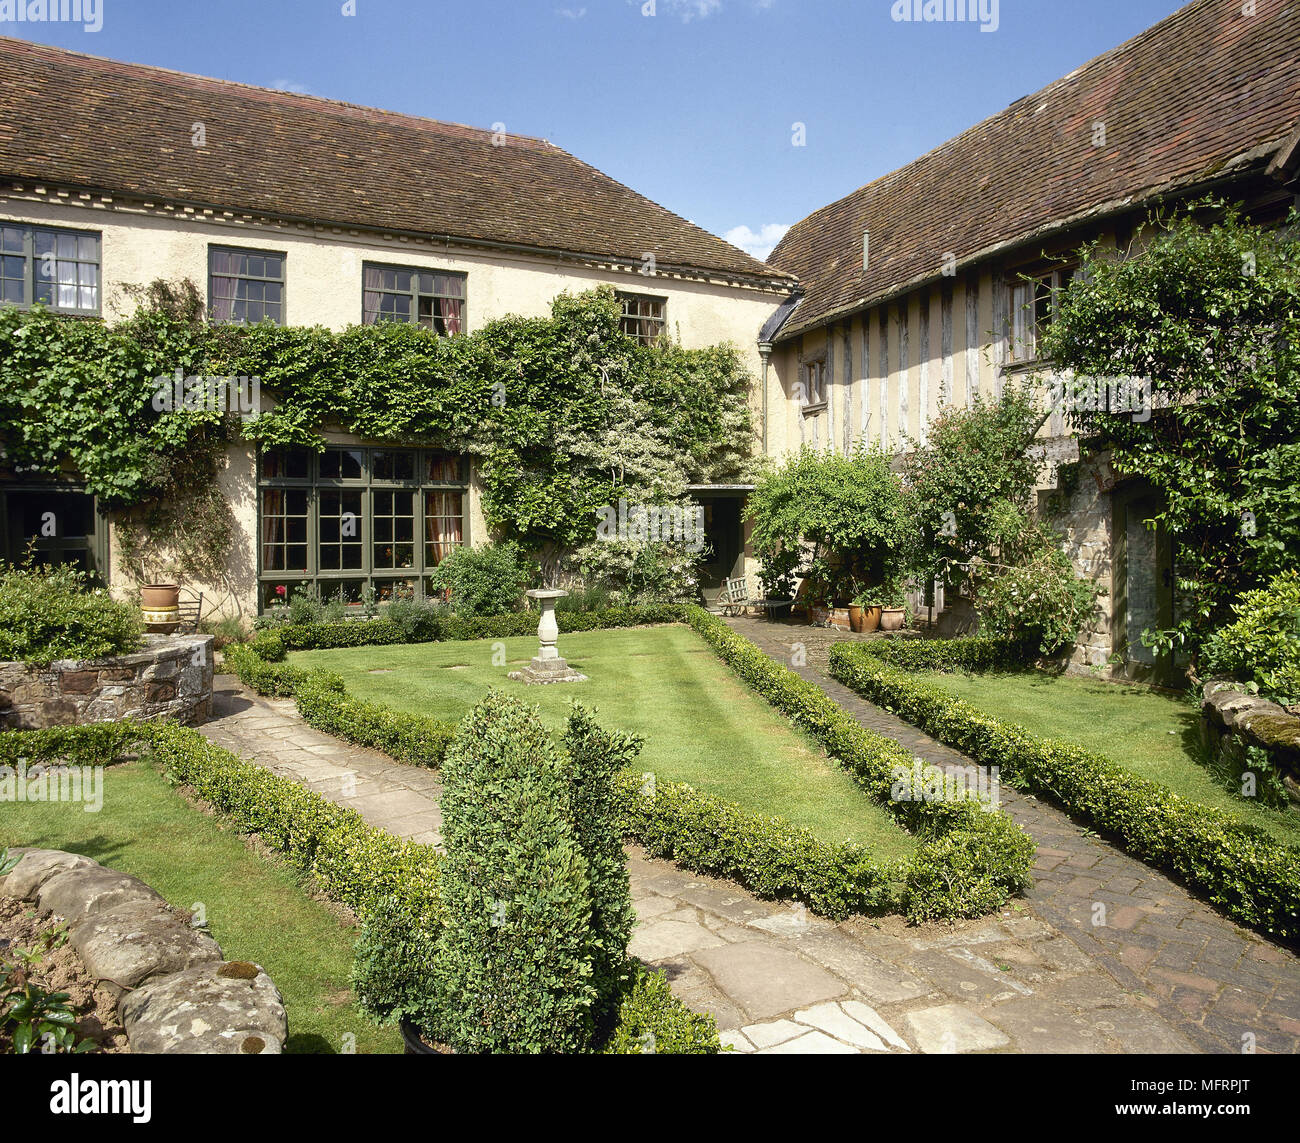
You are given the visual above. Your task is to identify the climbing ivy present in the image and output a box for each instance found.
[0,284,758,561]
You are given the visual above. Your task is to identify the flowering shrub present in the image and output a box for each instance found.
[975,543,1104,654]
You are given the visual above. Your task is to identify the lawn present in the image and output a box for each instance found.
[294,625,917,858]
[920,668,1300,849]
[1,761,401,1055]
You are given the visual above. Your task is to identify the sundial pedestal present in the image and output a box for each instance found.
[508,589,588,685]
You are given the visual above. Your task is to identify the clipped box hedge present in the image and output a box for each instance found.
[616,772,903,920]
[224,644,455,769]
[829,639,1300,940]
[683,607,1036,922]
[861,634,1036,673]
[260,604,689,654]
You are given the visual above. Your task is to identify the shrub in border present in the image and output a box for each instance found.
[427,693,597,1054]
[0,721,148,768]
[830,640,1300,939]
[562,707,640,1023]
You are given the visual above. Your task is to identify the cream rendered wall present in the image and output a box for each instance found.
[1,191,785,619]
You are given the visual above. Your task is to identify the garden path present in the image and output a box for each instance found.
[199,650,1300,1055]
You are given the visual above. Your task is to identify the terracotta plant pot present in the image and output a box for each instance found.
[140,583,180,610]
[879,607,906,632]
[864,606,882,632]
[848,605,865,633]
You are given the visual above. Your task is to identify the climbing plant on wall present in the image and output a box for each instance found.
[1042,201,1300,658]
[0,283,758,568]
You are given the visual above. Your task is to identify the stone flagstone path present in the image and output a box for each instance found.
[199,641,1300,1054]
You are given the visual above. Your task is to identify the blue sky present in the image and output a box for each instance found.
[3,0,1188,260]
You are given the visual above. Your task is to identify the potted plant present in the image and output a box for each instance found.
[138,562,182,632]
[850,589,881,633]
[874,575,909,633]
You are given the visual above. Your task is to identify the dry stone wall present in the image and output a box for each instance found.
[0,635,214,730]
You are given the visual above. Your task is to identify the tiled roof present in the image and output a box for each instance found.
[0,37,794,287]
[770,0,1300,340]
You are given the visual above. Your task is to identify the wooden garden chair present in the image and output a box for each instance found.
[718,576,751,617]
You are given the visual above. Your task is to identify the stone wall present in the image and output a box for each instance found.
[1201,680,1300,806]
[0,635,215,730]
[1,849,287,1054]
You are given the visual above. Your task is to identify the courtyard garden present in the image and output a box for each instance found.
[2,207,1299,1056]
[294,625,916,857]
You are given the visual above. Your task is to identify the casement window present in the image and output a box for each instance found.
[1008,263,1078,364]
[362,264,466,334]
[618,292,667,345]
[209,247,285,325]
[800,360,826,410]
[0,224,101,315]
[257,445,469,611]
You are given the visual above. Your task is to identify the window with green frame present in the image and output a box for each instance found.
[257,445,468,610]
[0,223,101,314]
[209,246,285,325]
[362,263,465,334]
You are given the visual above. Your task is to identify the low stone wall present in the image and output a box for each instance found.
[0,634,215,730]
[1201,679,1300,805]
[1,848,287,1054]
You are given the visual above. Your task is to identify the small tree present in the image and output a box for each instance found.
[428,692,596,1053]
[746,444,910,602]
[1041,201,1300,659]
[901,388,1043,593]
[561,706,641,1027]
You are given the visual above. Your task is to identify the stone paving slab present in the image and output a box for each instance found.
[200,679,444,847]
[200,659,1300,1055]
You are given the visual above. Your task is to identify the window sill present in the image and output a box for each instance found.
[801,402,828,417]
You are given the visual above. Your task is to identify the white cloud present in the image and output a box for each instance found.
[557,6,587,17]
[724,223,790,262]
[269,78,313,94]
[634,0,774,18]
[667,0,723,21]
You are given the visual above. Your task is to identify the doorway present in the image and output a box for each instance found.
[696,495,744,596]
